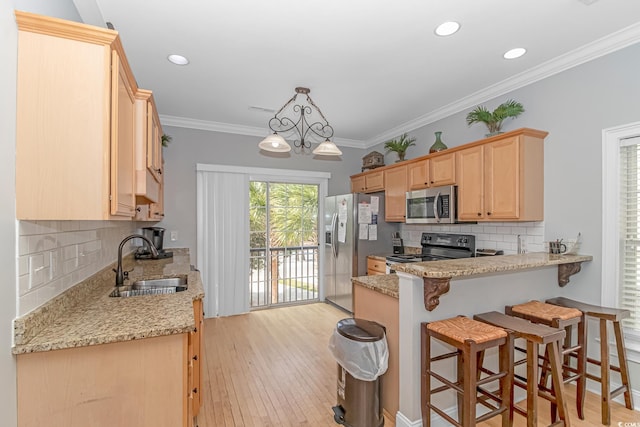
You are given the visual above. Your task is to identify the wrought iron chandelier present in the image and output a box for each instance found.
[258,87,342,156]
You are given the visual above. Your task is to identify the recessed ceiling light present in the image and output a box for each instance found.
[167,54,189,65]
[503,48,527,59]
[434,21,460,37]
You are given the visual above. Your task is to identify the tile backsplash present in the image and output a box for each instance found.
[17,220,140,316]
[400,222,545,254]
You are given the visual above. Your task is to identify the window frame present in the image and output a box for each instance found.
[602,121,640,361]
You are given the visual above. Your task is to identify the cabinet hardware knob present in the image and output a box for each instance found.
[193,355,198,361]
[430,181,434,184]
[194,327,197,333]
[477,212,482,216]
[193,388,198,394]
[136,207,141,212]
[487,212,492,216]
[156,168,162,175]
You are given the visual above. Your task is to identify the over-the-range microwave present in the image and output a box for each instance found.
[406,185,457,224]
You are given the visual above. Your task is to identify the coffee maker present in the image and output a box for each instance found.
[135,227,173,259]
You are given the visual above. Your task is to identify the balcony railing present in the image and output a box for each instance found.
[250,245,319,308]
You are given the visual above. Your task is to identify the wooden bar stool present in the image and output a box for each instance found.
[474,311,571,427]
[506,300,586,421]
[546,297,634,425]
[421,316,511,427]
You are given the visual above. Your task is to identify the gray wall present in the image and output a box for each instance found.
[375,42,640,300]
[158,128,363,258]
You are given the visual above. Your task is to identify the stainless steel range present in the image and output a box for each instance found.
[385,232,476,273]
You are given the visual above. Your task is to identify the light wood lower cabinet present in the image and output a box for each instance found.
[367,257,386,275]
[17,302,203,427]
[353,285,399,421]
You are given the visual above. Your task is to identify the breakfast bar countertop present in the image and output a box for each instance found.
[352,274,399,299]
[392,252,592,278]
[12,248,204,355]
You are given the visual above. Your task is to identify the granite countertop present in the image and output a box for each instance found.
[393,252,593,278]
[352,274,399,299]
[13,248,204,355]
[353,252,593,300]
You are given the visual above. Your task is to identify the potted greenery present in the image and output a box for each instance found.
[384,133,416,162]
[161,134,172,147]
[466,99,525,136]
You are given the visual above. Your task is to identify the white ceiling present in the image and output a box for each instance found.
[74,0,640,148]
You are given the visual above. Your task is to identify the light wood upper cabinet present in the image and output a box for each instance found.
[351,170,384,193]
[110,49,137,217]
[384,165,408,222]
[15,11,144,220]
[134,89,162,205]
[457,130,545,221]
[407,152,456,190]
[456,145,485,220]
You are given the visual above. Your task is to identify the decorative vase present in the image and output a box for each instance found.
[396,153,406,162]
[429,131,447,153]
[485,130,504,138]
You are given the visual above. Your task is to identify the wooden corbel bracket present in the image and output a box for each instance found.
[558,262,583,287]
[423,277,451,311]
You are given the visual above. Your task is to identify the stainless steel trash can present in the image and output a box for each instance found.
[330,318,387,427]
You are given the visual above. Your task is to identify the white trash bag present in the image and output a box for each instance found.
[328,325,389,381]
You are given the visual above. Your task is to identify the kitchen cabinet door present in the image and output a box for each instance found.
[351,170,384,193]
[456,145,485,220]
[15,11,140,220]
[17,334,187,427]
[190,299,204,418]
[111,49,136,217]
[457,130,545,222]
[484,136,520,219]
[384,165,408,222]
[149,162,165,220]
[134,89,161,204]
[408,153,455,190]
[429,152,456,187]
[407,160,429,190]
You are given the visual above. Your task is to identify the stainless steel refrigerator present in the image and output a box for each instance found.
[324,193,399,312]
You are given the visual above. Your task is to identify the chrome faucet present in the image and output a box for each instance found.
[114,234,159,286]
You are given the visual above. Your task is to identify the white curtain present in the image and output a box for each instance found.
[197,168,249,317]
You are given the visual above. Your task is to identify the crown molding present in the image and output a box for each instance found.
[161,22,640,151]
[363,21,640,148]
[159,114,367,149]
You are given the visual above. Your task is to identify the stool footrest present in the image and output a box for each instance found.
[431,350,459,362]
[428,370,463,394]
[587,356,622,373]
[426,403,460,427]
[611,384,629,399]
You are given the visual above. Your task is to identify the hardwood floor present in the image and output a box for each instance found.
[198,302,637,427]
[479,384,639,426]
[198,302,364,427]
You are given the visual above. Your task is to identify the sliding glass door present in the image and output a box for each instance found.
[249,181,319,309]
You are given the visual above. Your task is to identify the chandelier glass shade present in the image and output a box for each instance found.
[258,87,342,156]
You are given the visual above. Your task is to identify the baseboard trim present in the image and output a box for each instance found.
[396,406,459,427]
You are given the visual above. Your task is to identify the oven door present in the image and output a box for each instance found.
[406,187,455,224]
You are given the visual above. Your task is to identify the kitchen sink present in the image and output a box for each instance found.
[109,276,188,298]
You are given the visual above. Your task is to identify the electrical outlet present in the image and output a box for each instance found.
[170,231,178,241]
